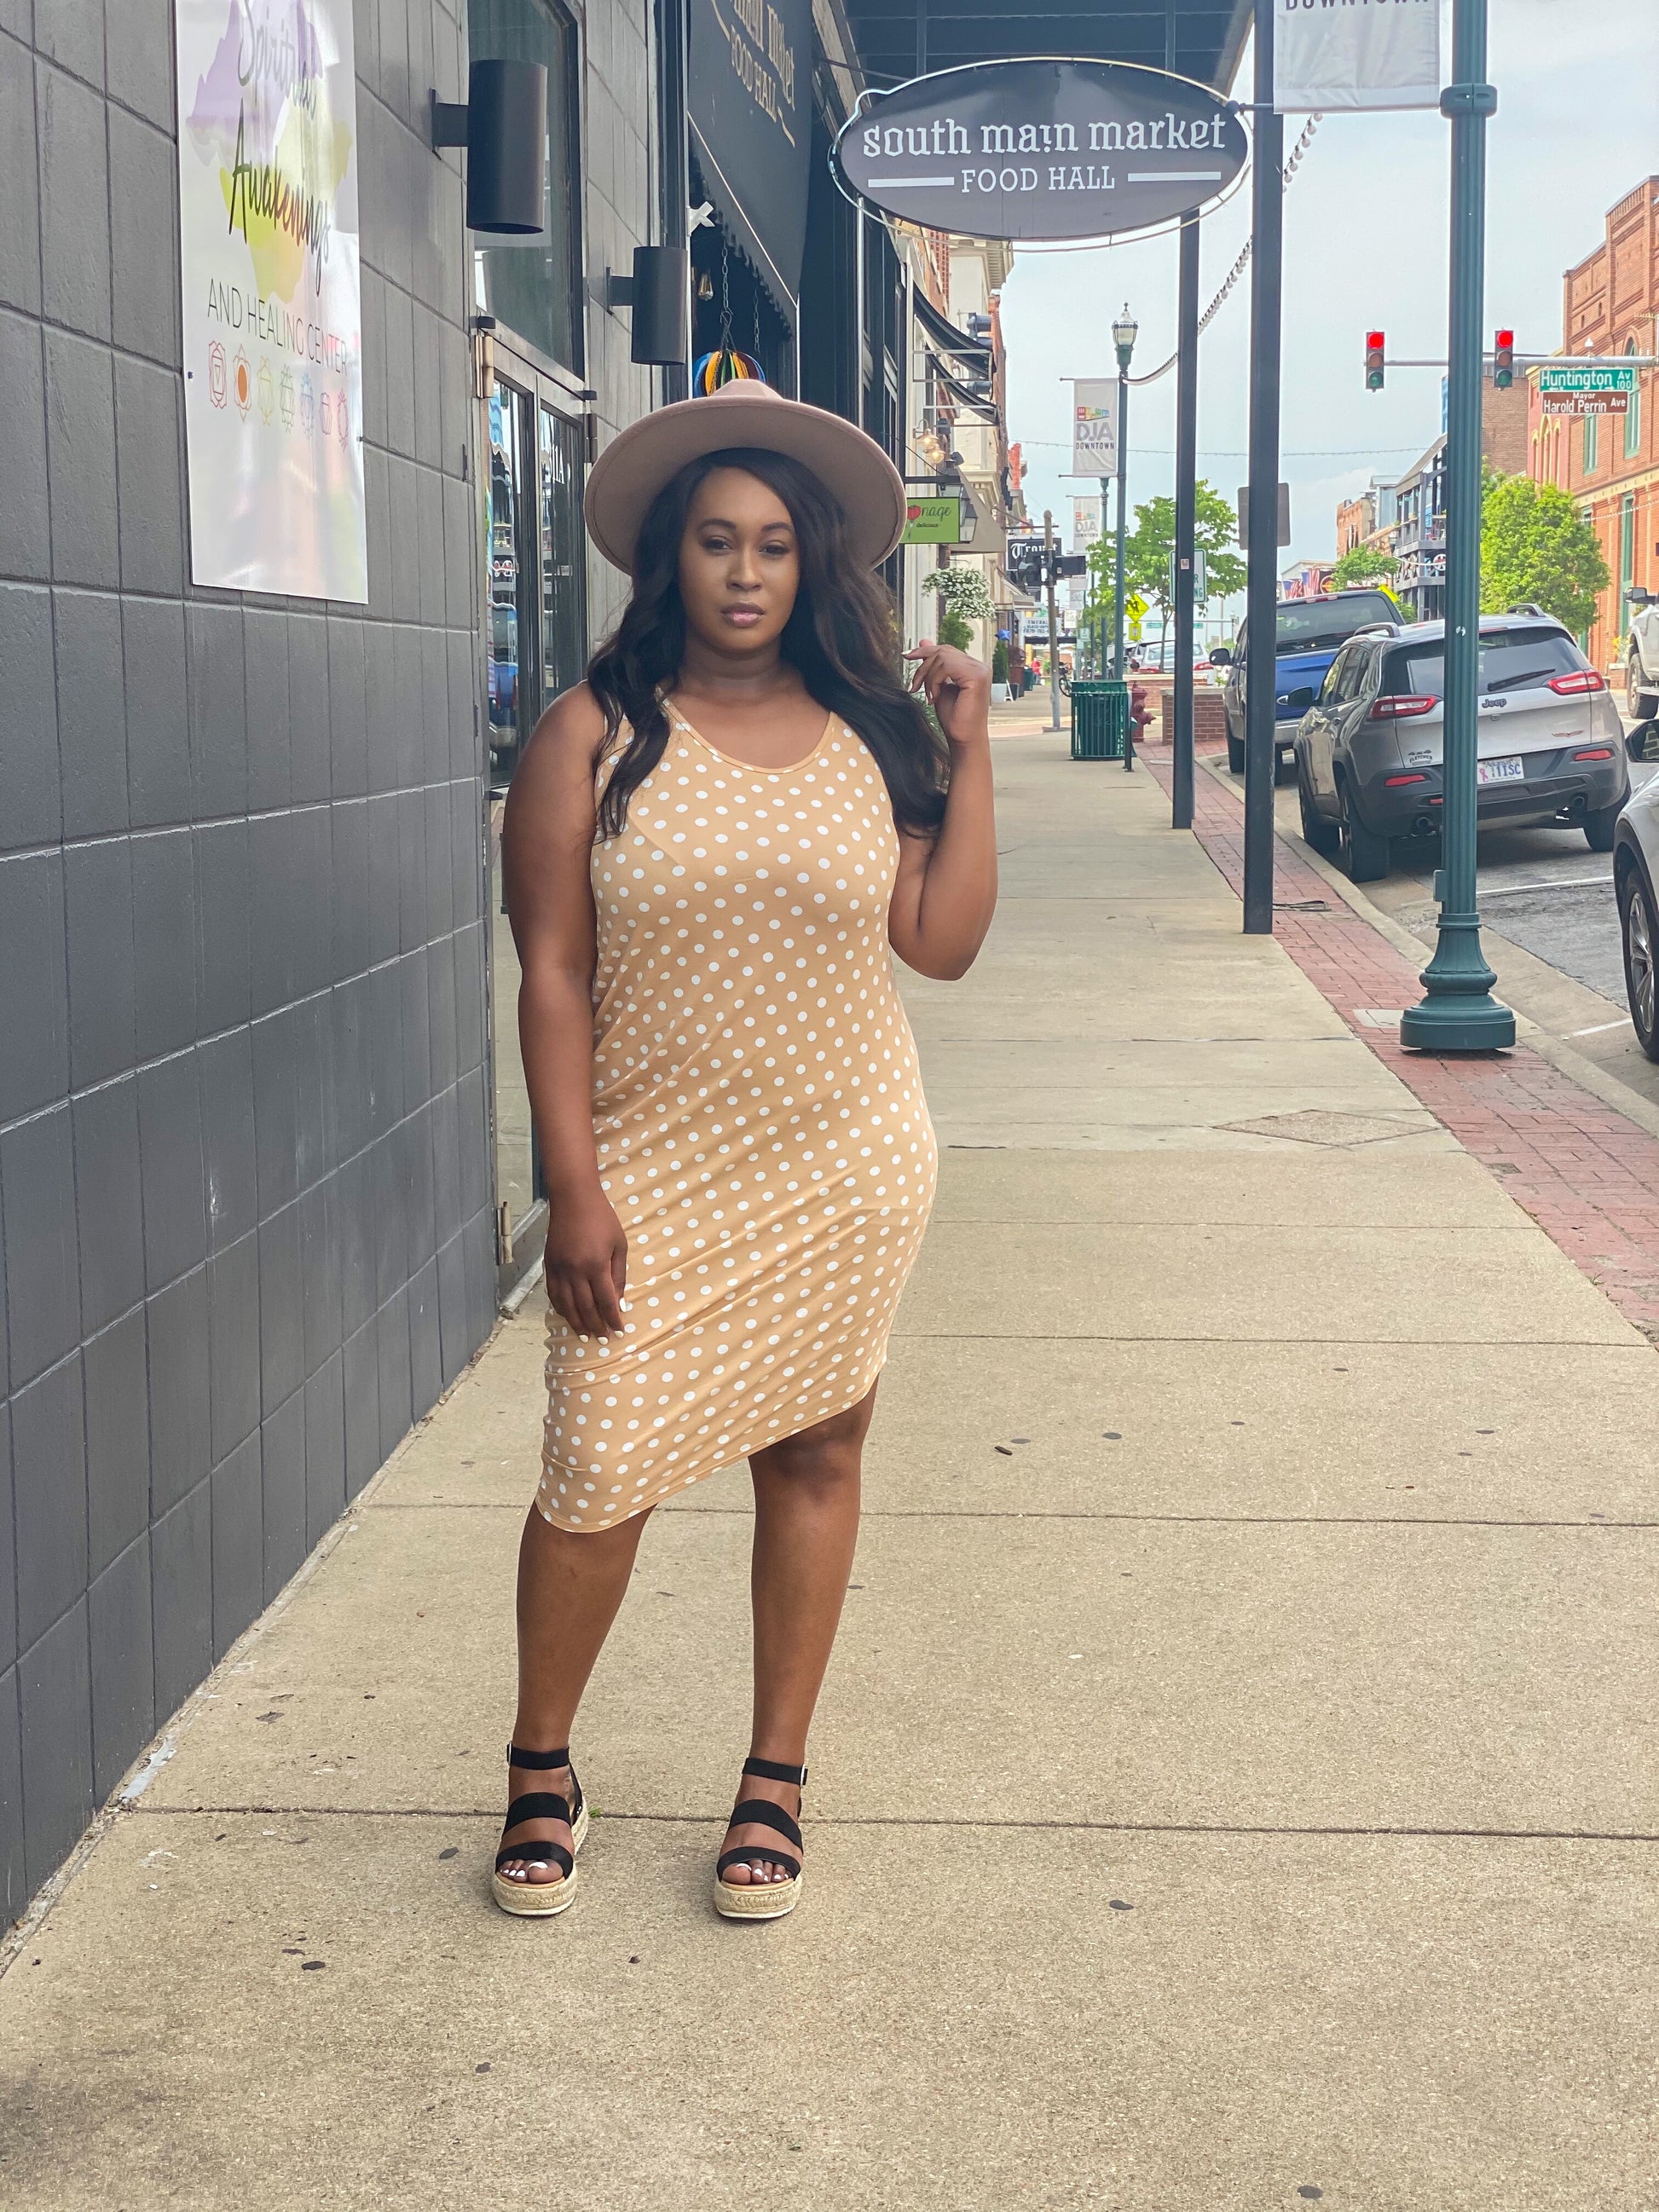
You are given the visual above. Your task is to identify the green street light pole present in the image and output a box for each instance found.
[1399,0,1515,1052]
[1111,305,1137,690]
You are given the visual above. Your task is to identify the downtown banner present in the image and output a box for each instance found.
[1275,0,1442,113]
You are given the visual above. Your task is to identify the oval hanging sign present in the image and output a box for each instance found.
[831,60,1248,243]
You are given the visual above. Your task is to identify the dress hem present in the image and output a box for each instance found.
[532,1351,887,1533]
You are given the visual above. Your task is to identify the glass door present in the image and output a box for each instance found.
[483,363,588,1291]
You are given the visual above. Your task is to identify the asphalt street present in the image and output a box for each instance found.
[1267,730,1659,1110]
[1382,755,1659,1003]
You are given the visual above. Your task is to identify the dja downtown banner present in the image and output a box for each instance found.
[176,0,368,600]
[1071,381,1119,476]
[1275,0,1442,114]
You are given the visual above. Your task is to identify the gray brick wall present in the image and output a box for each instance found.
[0,0,499,1924]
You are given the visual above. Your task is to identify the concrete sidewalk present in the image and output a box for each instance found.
[3,741,1654,2209]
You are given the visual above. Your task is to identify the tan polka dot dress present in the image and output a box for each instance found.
[536,703,936,1531]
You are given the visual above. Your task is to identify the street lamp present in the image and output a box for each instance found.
[1398,0,1514,1050]
[1111,305,1137,702]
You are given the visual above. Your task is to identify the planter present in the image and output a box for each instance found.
[990,682,1011,703]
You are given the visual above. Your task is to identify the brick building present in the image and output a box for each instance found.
[1529,176,1659,668]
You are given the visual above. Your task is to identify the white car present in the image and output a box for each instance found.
[1615,760,1659,1056]
[1628,585,1659,724]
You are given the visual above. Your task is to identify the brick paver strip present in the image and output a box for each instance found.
[1134,742,1659,1342]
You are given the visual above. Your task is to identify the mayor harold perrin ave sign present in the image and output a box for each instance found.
[832,61,1248,243]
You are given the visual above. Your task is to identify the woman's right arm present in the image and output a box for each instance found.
[501,687,627,1340]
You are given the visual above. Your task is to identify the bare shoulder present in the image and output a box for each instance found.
[506,683,609,825]
[520,682,610,786]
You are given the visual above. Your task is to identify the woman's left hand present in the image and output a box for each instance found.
[904,638,991,750]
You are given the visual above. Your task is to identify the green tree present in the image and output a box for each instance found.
[1480,472,1609,634]
[1087,481,1246,667]
[1331,543,1401,589]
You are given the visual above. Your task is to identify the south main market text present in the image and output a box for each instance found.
[858,113,1230,158]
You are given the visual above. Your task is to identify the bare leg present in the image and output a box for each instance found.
[498,1501,652,1885]
[720,1384,876,1886]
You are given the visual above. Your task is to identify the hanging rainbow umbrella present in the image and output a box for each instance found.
[694,348,766,393]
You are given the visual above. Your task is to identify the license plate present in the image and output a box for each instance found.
[1477,755,1525,786]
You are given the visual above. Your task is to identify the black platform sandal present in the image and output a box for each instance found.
[713,1757,806,1921]
[491,1744,588,1918]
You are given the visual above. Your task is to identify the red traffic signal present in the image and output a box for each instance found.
[1365,330,1385,391]
[1494,328,1515,389]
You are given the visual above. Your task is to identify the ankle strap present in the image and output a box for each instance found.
[743,1755,806,1787]
[508,1742,570,1769]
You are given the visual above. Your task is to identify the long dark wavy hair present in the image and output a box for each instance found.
[587,447,950,841]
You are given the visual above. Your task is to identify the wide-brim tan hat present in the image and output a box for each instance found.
[583,382,908,575]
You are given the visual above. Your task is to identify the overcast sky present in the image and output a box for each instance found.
[1002,0,1659,592]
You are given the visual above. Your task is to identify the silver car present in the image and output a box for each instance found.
[1292,612,1629,882]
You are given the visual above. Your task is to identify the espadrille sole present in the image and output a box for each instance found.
[713,1871,802,1921]
[492,1799,589,1916]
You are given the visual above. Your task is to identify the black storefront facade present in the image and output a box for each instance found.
[1,0,917,1927]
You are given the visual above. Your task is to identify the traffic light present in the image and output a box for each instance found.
[1365,331,1385,392]
[1494,329,1514,389]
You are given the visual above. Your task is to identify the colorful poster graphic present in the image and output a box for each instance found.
[176,0,367,600]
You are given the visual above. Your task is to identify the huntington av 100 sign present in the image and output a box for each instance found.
[831,59,1248,242]
[1538,363,1638,417]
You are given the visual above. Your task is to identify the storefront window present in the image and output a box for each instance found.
[470,0,583,371]
[539,405,586,711]
[1583,410,1598,476]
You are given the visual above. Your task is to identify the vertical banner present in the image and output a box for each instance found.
[176,0,368,600]
[687,0,812,306]
[1071,380,1118,475]
[1275,0,1442,113]
[1069,494,1102,550]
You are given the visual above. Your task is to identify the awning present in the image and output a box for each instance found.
[930,355,1000,422]
[913,287,991,371]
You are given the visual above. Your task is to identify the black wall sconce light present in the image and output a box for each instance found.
[604,245,691,366]
[431,61,548,234]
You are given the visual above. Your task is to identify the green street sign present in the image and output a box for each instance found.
[1538,363,1637,394]
[902,494,963,544]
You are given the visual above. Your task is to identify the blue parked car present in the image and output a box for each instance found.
[1217,589,1403,777]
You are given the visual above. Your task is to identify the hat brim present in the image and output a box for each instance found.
[582,385,908,575]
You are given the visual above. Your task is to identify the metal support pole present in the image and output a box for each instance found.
[1242,0,1282,934]
[1172,212,1199,830]
[654,0,690,405]
[1044,508,1061,734]
[1399,0,1514,1050]
[1098,474,1112,679]
[1113,372,1130,683]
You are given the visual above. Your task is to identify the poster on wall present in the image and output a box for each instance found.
[175,0,368,601]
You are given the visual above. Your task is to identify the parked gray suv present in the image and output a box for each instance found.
[1292,612,1628,882]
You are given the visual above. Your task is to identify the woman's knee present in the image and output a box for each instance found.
[754,1401,871,1486]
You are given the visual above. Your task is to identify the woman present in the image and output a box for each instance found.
[494,382,997,1922]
